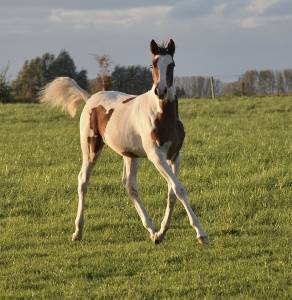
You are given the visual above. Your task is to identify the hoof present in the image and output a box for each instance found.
[150,233,163,244]
[154,238,162,245]
[197,235,209,245]
[72,232,82,241]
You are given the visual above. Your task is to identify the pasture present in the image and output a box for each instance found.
[0,96,291,299]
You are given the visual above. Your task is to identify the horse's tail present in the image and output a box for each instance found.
[39,77,90,117]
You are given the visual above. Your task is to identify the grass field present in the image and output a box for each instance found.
[0,96,291,299]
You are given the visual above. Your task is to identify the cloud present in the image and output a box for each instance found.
[264,0,292,16]
[231,0,292,28]
[168,0,291,30]
[0,7,49,36]
[48,6,172,27]
[0,0,179,10]
[168,0,265,29]
[169,0,218,19]
[1,0,292,82]
[244,0,278,15]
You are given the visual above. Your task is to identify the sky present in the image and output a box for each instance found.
[0,0,292,82]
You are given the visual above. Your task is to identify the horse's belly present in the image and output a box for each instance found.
[104,122,146,158]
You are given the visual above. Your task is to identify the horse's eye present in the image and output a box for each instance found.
[150,65,153,69]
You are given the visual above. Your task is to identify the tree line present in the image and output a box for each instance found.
[222,69,292,96]
[0,51,153,103]
[174,69,292,98]
[1,49,292,103]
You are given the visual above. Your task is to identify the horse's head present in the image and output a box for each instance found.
[150,39,176,101]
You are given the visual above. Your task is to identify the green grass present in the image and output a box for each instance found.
[0,96,291,299]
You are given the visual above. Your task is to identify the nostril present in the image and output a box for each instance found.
[155,87,167,99]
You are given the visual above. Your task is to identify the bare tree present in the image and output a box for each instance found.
[283,69,292,93]
[275,71,285,95]
[258,70,275,94]
[95,54,112,91]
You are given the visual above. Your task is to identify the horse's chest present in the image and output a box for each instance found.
[151,100,185,160]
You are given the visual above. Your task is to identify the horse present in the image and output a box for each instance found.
[40,39,208,245]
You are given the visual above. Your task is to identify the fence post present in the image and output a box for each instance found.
[210,76,215,99]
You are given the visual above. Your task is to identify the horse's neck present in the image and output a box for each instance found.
[143,89,179,134]
[147,85,177,114]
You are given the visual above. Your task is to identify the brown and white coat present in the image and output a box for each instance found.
[41,39,208,245]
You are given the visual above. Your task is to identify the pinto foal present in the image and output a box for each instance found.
[41,39,208,245]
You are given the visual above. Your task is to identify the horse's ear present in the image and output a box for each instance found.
[150,39,159,55]
[167,39,175,56]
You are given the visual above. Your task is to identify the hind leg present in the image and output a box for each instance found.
[72,134,103,241]
[72,156,95,241]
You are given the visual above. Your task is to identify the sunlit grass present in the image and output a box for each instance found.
[0,96,291,299]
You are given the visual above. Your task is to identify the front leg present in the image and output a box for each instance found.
[153,155,179,243]
[122,157,156,240]
[148,148,208,245]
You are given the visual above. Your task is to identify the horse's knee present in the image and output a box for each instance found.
[78,166,92,192]
[78,180,88,194]
[78,170,88,183]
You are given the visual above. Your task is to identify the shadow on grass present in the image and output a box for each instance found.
[220,228,242,236]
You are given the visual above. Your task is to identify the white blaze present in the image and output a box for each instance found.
[156,54,173,95]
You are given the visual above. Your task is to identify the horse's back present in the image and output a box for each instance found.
[80,90,147,158]
[84,91,135,112]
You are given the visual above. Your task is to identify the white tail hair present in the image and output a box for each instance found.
[39,77,90,117]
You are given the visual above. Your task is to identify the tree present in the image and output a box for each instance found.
[283,69,292,93]
[44,50,88,90]
[47,51,74,80]
[275,71,285,95]
[111,65,152,95]
[221,81,241,96]
[175,86,186,97]
[241,70,259,96]
[197,76,206,97]
[0,64,12,103]
[258,70,275,94]
[94,54,112,91]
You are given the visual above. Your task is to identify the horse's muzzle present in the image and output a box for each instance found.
[154,87,167,100]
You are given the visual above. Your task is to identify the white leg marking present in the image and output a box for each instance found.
[72,154,97,241]
[154,156,179,243]
[148,149,208,244]
[122,161,127,188]
[123,157,156,238]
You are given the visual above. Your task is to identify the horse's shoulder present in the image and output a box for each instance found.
[150,97,185,160]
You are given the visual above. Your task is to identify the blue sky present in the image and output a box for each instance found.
[0,0,291,82]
